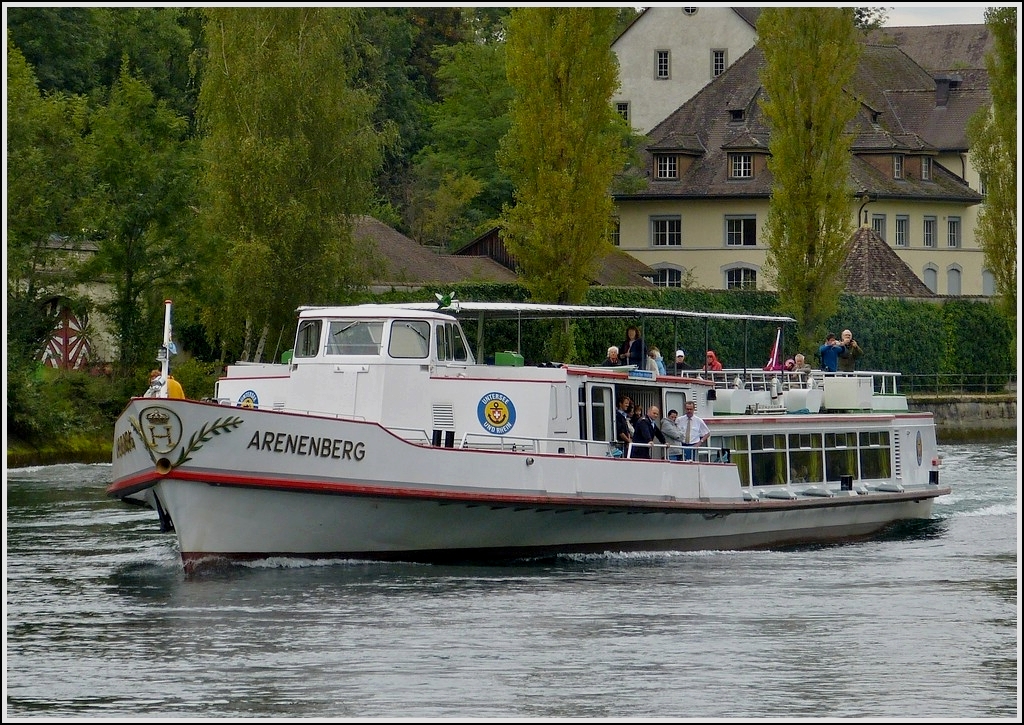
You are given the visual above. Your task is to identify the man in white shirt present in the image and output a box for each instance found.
[679,401,711,461]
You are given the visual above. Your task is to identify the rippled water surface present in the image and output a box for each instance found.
[4,441,1018,719]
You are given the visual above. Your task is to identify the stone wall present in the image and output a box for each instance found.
[907,395,1017,442]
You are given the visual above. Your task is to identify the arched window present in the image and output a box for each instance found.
[946,266,962,296]
[982,270,996,296]
[922,265,938,293]
[652,266,683,288]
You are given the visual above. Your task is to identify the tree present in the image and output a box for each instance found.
[967,7,1017,334]
[757,8,862,354]
[197,8,393,362]
[78,63,199,372]
[853,7,888,30]
[497,7,627,308]
[6,35,91,363]
[411,38,513,247]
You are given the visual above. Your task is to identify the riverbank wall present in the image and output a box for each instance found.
[907,394,1017,442]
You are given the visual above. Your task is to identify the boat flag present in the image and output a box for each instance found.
[763,327,783,371]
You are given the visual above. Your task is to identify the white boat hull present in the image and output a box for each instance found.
[110,398,945,572]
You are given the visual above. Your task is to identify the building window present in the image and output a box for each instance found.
[893,154,904,180]
[871,214,886,242]
[947,267,962,295]
[616,102,630,122]
[655,155,678,179]
[947,217,961,248]
[921,156,931,181]
[712,49,726,78]
[923,216,936,247]
[923,266,938,293]
[726,267,757,290]
[982,270,996,296]
[610,217,620,247]
[683,7,698,15]
[726,216,757,246]
[979,175,987,196]
[729,109,744,122]
[729,153,753,178]
[655,50,670,80]
[651,216,682,247]
[895,215,909,247]
[653,268,683,288]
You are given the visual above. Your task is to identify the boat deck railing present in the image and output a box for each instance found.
[390,427,720,462]
[705,368,904,396]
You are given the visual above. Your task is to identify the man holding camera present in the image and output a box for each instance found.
[837,329,863,372]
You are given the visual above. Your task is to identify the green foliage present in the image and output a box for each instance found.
[6,35,90,305]
[163,357,219,401]
[757,8,862,353]
[498,7,627,304]
[967,8,1017,335]
[197,7,395,362]
[6,365,131,445]
[78,63,198,372]
[411,39,513,247]
[6,7,108,95]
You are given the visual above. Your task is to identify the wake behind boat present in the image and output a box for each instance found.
[108,300,949,573]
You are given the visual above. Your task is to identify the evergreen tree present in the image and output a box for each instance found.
[197,8,393,362]
[967,7,1017,335]
[757,8,861,354]
[497,7,627,306]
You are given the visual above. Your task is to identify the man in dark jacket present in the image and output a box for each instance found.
[630,405,666,459]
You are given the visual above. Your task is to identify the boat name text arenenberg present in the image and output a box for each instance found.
[246,431,366,460]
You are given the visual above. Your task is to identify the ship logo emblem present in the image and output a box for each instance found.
[477,392,516,435]
[238,390,259,409]
[138,406,183,454]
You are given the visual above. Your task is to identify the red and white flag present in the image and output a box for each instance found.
[763,327,783,371]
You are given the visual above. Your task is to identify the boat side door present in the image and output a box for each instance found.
[584,383,615,445]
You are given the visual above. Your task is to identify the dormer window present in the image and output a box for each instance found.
[729,153,753,179]
[655,155,678,180]
[729,109,744,122]
[921,156,931,181]
[893,154,904,180]
[683,7,698,15]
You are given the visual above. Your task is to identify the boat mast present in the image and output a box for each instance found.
[158,299,173,394]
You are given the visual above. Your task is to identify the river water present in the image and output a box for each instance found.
[4,440,1019,720]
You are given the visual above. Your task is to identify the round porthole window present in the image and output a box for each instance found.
[683,7,698,16]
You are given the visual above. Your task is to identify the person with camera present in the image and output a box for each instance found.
[817,332,844,372]
[837,329,863,372]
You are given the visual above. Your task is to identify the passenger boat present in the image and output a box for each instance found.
[108,299,949,573]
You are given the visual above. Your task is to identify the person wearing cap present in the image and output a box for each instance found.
[817,332,844,372]
[672,349,687,375]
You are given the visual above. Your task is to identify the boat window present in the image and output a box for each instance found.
[389,320,430,359]
[325,319,384,356]
[585,385,613,442]
[859,431,891,480]
[435,322,470,362]
[294,320,323,358]
[788,433,824,483]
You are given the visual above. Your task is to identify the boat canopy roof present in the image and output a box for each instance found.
[386,301,796,325]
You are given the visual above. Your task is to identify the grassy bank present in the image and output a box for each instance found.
[7,430,113,468]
